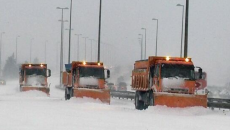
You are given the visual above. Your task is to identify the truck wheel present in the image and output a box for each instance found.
[65,87,73,100]
[65,88,71,100]
[135,91,145,110]
[19,85,22,92]
[143,104,148,109]
[148,90,154,106]
[69,87,73,98]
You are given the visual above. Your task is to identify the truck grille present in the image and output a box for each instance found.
[85,85,99,89]
[163,88,189,94]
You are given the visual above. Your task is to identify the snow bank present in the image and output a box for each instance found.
[208,86,230,98]
[0,80,19,95]
[1,79,230,130]
[147,106,212,116]
[69,97,103,104]
[14,90,48,98]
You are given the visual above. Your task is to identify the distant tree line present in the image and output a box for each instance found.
[2,53,18,79]
[2,53,40,79]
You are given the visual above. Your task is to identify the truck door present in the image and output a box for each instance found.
[19,69,24,83]
[153,64,161,92]
[75,67,80,87]
[149,65,155,87]
[72,69,76,86]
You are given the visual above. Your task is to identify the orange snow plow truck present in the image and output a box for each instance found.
[132,56,207,110]
[62,61,110,104]
[19,64,51,95]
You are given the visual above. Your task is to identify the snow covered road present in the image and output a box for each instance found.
[0,77,230,130]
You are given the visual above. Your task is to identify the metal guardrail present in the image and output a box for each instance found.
[208,98,230,103]
[207,98,230,109]
[111,91,230,109]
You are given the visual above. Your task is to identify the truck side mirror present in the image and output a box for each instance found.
[198,68,202,79]
[47,69,51,77]
[107,70,110,78]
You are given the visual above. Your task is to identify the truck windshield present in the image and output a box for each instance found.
[161,64,194,80]
[79,67,104,79]
[25,68,46,77]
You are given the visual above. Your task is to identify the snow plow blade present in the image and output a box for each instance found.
[21,86,50,95]
[154,93,207,108]
[74,88,110,104]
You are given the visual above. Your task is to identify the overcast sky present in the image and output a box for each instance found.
[0,0,230,86]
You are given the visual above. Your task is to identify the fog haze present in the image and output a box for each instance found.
[0,0,230,86]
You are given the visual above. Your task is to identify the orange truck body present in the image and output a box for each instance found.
[19,64,51,95]
[132,56,207,109]
[62,61,110,104]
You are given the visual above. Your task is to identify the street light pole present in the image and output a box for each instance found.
[56,42,59,71]
[75,34,82,61]
[93,39,97,61]
[138,34,143,60]
[97,0,102,62]
[57,7,69,86]
[16,36,20,64]
[184,0,189,58]
[82,37,88,60]
[0,32,5,76]
[66,28,73,31]
[45,40,48,63]
[30,38,34,63]
[141,28,147,59]
[68,0,73,64]
[58,20,68,66]
[66,28,73,61]
[177,4,185,57]
[89,39,93,62]
[152,18,159,56]
[138,38,142,60]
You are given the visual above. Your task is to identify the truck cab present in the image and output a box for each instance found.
[132,56,207,110]
[62,61,110,103]
[151,58,196,94]
[19,64,51,95]
[73,63,107,89]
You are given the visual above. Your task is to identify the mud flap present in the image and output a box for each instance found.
[73,88,110,104]
[154,92,207,108]
[21,86,50,95]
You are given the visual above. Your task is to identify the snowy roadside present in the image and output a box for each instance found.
[0,79,230,130]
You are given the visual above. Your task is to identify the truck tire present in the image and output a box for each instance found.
[65,87,73,100]
[65,88,70,100]
[135,91,145,110]
[19,85,22,92]
[69,87,73,98]
[150,90,154,106]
